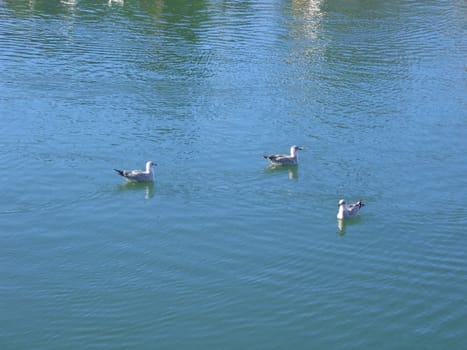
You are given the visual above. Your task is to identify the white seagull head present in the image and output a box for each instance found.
[145,161,157,171]
[291,145,303,151]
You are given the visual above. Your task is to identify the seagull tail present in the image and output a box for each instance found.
[114,169,124,177]
[357,200,365,208]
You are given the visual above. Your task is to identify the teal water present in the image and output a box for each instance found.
[1,0,466,348]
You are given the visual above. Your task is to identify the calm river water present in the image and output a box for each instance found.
[1,0,466,349]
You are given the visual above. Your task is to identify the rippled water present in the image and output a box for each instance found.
[1,0,466,349]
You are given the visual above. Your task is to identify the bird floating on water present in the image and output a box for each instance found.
[337,199,365,220]
[114,161,156,183]
[263,145,303,166]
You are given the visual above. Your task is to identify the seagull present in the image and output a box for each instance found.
[337,199,365,220]
[263,145,304,166]
[114,161,156,182]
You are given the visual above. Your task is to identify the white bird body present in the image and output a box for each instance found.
[337,199,365,220]
[264,145,303,166]
[114,161,156,182]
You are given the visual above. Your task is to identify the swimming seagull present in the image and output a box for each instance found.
[263,145,304,166]
[114,161,157,182]
[337,199,365,220]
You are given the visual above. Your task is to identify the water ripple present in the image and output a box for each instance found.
[1,1,466,349]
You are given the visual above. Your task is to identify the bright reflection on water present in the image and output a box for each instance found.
[1,0,466,349]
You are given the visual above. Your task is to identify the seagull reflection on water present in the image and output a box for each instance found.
[265,165,299,180]
[337,216,363,235]
[337,219,345,234]
[118,181,155,200]
[108,0,124,6]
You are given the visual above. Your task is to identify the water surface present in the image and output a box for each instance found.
[1,0,466,349]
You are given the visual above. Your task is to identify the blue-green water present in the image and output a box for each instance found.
[1,0,466,348]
